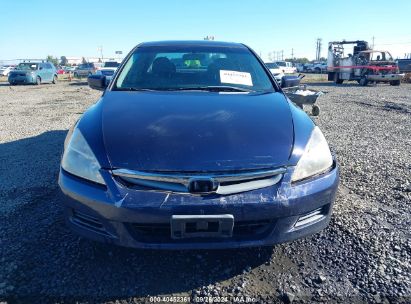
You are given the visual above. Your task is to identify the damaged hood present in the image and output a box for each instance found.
[101,91,293,172]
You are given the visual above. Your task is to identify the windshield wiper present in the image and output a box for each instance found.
[114,87,157,92]
[172,86,254,92]
[114,86,257,92]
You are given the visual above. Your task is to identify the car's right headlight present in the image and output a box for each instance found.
[61,128,105,185]
[291,126,333,182]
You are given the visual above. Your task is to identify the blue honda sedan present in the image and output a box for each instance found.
[58,41,339,249]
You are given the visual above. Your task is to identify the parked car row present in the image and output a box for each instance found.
[264,61,328,76]
[3,60,121,85]
[296,62,327,73]
[0,65,16,76]
[72,62,120,78]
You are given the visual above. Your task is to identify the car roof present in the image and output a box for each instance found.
[138,40,246,48]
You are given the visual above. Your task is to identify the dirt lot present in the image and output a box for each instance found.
[0,80,410,303]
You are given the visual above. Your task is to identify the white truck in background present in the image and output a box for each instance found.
[275,61,296,74]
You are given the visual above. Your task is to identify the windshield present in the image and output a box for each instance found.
[369,51,393,61]
[114,45,275,92]
[104,61,120,68]
[16,63,38,70]
[276,62,286,67]
[265,63,279,69]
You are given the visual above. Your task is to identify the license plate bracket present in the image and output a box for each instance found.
[171,214,234,239]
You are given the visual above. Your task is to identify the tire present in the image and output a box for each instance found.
[36,76,41,85]
[314,67,321,74]
[52,75,58,84]
[311,105,320,116]
[389,80,401,86]
[334,73,343,84]
[359,77,368,86]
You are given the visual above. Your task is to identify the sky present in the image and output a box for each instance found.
[1,0,411,63]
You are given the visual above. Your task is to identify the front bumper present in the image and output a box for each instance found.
[59,164,339,249]
[366,73,404,82]
[8,74,35,84]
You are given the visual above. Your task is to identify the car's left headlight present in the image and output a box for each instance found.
[61,128,105,185]
[291,126,333,182]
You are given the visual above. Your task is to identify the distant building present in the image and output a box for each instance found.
[64,57,82,65]
[62,56,123,66]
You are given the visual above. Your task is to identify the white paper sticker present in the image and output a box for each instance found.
[220,70,253,86]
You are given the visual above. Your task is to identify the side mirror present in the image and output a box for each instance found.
[88,74,107,91]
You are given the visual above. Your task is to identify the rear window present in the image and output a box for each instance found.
[265,63,279,69]
[114,45,275,93]
[104,62,119,68]
[16,63,38,70]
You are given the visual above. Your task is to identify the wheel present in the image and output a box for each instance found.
[359,77,368,86]
[334,73,343,84]
[311,105,320,116]
[390,80,400,86]
[36,76,41,85]
[52,75,58,84]
[314,67,321,74]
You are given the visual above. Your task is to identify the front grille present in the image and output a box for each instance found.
[10,73,27,77]
[112,168,285,195]
[127,219,274,243]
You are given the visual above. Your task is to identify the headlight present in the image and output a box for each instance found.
[61,128,105,185]
[291,126,333,182]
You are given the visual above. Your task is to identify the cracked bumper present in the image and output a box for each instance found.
[58,164,339,250]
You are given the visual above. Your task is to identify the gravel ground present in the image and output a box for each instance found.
[0,80,410,304]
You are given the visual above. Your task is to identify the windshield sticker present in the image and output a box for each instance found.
[220,70,253,86]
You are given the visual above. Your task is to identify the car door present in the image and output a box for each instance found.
[41,63,51,82]
[37,63,46,81]
[47,63,55,81]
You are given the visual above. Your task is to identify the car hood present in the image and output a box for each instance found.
[269,68,283,74]
[101,91,294,172]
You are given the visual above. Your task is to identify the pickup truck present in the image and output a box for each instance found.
[275,61,296,74]
[309,62,327,73]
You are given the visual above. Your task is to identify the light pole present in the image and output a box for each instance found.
[98,46,104,62]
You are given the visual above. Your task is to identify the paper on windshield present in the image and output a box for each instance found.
[220,70,253,86]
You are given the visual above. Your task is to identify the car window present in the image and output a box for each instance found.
[265,63,279,69]
[115,45,275,93]
[16,63,38,70]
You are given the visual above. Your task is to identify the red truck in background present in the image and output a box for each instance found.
[327,40,403,86]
